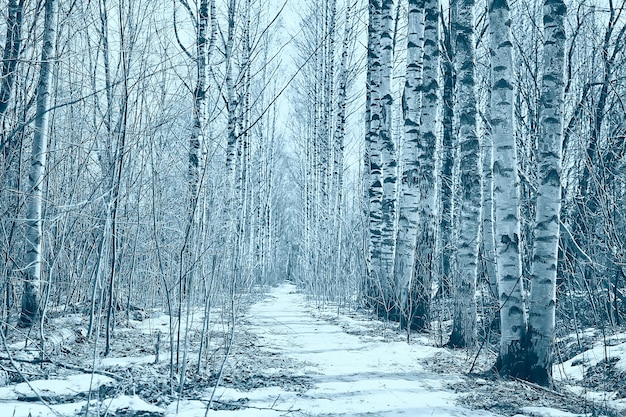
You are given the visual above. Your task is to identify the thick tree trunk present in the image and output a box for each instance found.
[528,0,566,386]
[395,0,424,328]
[20,0,57,327]
[365,0,386,312]
[489,0,526,374]
[448,0,480,348]
[412,0,438,331]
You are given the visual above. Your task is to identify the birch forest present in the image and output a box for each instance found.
[1,0,626,416]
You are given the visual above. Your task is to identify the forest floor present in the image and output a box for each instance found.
[0,282,625,417]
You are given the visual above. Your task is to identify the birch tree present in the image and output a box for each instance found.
[395,0,424,328]
[331,1,352,292]
[20,0,57,327]
[489,0,526,372]
[527,0,566,385]
[448,0,481,348]
[365,0,397,315]
[396,0,439,331]
[413,0,438,330]
[378,0,397,317]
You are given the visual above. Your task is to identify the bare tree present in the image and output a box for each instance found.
[413,0,438,331]
[395,0,424,329]
[20,0,58,327]
[527,0,566,386]
[489,0,526,375]
[448,0,481,348]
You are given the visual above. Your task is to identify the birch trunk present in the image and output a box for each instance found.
[438,17,455,297]
[448,0,480,348]
[378,0,397,317]
[365,0,385,310]
[225,0,238,182]
[528,0,566,386]
[333,1,351,289]
[412,0,439,330]
[395,0,424,328]
[189,0,211,208]
[489,0,526,373]
[333,1,351,218]
[20,0,57,327]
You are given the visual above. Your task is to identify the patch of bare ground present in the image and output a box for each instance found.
[0,290,314,413]
[425,345,625,417]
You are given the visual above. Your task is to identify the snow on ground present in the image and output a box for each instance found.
[0,373,113,401]
[0,399,88,417]
[131,312,201,335]
[1,282,613,417]
[554,333,626,381]
[553,332,626,413]
[99,354,156,368]
[0,373,113,417]
[170,283,503,417]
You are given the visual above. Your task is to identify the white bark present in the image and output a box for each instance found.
[395,0,424,326]
[489,0,526,370]
[225,0,238,181]
[528,0,566,386]
[20,0,57,327]
[413,0,439,330]
[378,0,397,315]
[189,0,211,213]
[332,1,351,289]
[365,0,385,309]
[449,0,480,348]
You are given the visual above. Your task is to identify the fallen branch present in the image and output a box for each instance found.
[212,399,301,413]
[50,360,125,381]
[188,397,301,413]
[512,377,569,398]
[514,378,624,417]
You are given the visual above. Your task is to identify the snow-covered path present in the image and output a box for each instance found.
[200,282,502,417]
[0,282,596,417]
